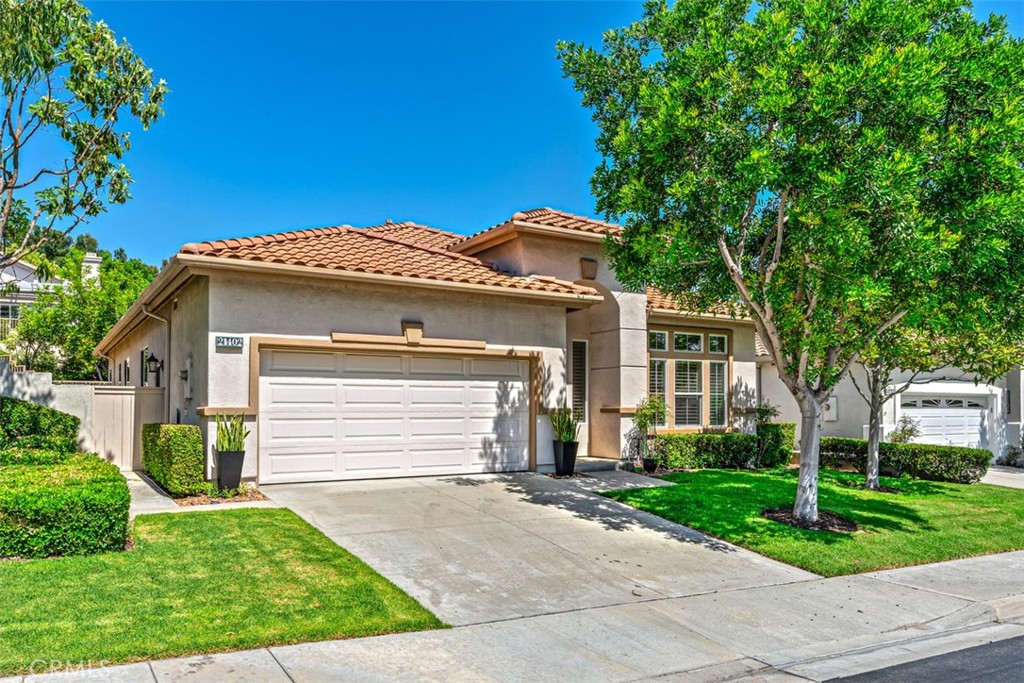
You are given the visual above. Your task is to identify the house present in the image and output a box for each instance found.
[96,208,1016,483]
[761,363,1017,457]
[94,209,760,483]
[0,252,100,346]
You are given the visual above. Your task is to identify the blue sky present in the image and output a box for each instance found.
[79,1,1023,265]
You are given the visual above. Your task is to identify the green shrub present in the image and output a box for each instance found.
[656,432,757,469]
[655,422,795,470]
[755,422,796,468]
[820,437,992,484]
[8,434,79,453]
[0,453,130,558]
[0,447,73,466]
[0,397,80,443]
[142,424,207,496]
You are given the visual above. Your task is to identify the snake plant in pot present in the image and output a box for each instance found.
[632,396,668,472]
[548,402,581,476]
[215,414,250,490]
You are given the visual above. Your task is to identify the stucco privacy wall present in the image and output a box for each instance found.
[0,359,94,450]
[206,273,572,480]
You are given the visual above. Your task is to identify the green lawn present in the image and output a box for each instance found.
[605,468,1024,577]
[0,508,443,675]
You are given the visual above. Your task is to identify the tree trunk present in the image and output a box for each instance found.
[865,384,883,490]
[794,396,824,523]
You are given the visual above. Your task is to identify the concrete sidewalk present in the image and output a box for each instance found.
[14,472,1024,682]
[14,551,1023,682]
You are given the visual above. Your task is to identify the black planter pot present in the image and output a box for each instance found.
[217,450,245,490]
[553,440,579,476]
[642,457,658,473]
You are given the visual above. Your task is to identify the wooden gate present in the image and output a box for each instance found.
[91,387,166,470]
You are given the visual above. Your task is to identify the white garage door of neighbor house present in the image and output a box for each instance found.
[258,349,530,484]
[900,396,987,449]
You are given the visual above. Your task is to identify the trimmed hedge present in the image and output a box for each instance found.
[6,434,79,453]
[0,396,79,444]
[820,437,992,484]
[655,422,796,470]
[0,453,130,558]
[0,447,73,466]
[142,424,207,496]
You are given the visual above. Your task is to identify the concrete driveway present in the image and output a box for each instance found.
[263,471,814,626]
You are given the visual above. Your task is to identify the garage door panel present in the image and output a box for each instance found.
[408,417,465,439]
[410,356,465,375]
[341,384,405,408]
[342,417,406,441]
[267,351,337,375]
[344,450,405,473]
[265,381,337,407]
[263,450,338,475]
[259,350,530,483]
[262,416,338,443]
[408,384,465,406]
[342,354,404,374]
[410,447,467,470]
[470,358,523,378]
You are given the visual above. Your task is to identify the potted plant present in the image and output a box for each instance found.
[632,396,668,472]
[548,402,580,476]
[214,413,250,490]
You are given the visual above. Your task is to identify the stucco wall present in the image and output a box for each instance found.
[0,359,95,450]
[206,273,572,479]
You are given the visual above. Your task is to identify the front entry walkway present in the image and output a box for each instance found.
[262,471,814,626]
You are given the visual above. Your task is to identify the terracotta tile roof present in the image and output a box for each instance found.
[362,221,463,250]
[451,207,623,251]
[647,287,743,318]
[179,224,598,298]
[510,208,623,236]
[755,333,769,357]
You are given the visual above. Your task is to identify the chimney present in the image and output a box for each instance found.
[82,252,102,281]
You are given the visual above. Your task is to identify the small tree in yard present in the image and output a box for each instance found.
[558,0,1024,522]
[0,0,166,269]
[853,323,1023,490]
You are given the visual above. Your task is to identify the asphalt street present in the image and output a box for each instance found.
[829,635,1024,683]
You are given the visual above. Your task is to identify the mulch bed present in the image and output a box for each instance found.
[762,507,859,533]
[174,488,268,507]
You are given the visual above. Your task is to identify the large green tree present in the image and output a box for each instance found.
[0,0,166,269]
[10,248,155,379]
[558,0,1024,521]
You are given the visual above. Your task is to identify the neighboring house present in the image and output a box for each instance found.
[0,252,99,348]
[95,209,1014,483]
[761,362,1017,457]
[95,209,760,483]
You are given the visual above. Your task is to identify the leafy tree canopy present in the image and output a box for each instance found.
[0,0,166,269]
[8,247,156,380]
[558,0,1024,521]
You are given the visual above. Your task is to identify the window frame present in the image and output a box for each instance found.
[647,325,733,432]
[648,330,668,351]
[708,360,728,427]
[673,332,703,353]
[674,360,703,427]
[709,334,728,354]
[571,339,589,424]
[648,358,668,427]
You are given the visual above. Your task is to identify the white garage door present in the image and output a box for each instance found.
[900,396,987,448]
[258,349,530,483]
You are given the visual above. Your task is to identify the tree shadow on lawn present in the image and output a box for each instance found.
[645,469,940,539]
[436,473,739,553]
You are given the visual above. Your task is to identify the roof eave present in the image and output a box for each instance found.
[94,256,190,357]
[648,306,754,324]
[177,252,604,306]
